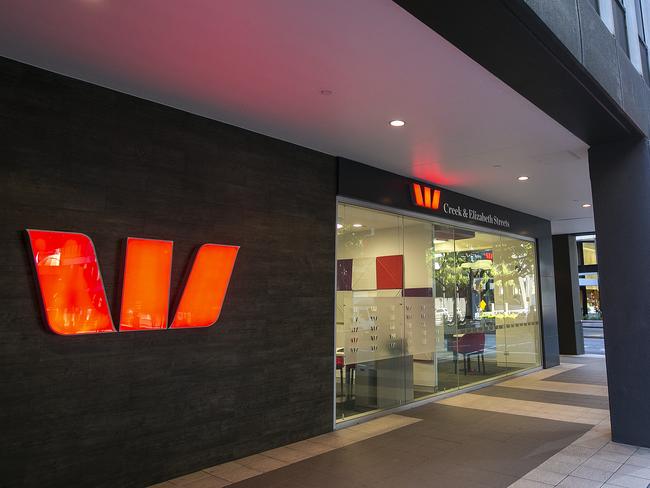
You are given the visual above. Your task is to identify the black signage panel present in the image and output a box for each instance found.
[337,158,550,239]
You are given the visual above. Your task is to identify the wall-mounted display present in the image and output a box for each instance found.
[26,230,239,334]
[120,238,173,331]
[171,244,239,328]
[26,229,115,335]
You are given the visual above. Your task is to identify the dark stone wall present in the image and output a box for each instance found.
[589,137,650,447]
[0,57,337,487]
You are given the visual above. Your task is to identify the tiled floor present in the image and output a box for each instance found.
[149,356,650,488]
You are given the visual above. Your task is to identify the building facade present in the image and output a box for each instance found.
[2,1,650,486]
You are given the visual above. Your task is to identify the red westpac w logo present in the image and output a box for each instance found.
[26,230,239,335]
[410,183,441,210]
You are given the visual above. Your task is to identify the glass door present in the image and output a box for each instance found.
[335,204,405,421]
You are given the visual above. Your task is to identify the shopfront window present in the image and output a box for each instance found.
[577,238,602,321]
[335,203,541,422]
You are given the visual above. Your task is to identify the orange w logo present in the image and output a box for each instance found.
[411,183,441,210]
[26,230,239,335]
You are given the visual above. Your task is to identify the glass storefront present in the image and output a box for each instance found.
[335,203,541,422]
[577,238,602,321]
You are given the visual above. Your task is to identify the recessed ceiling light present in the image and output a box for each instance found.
[581,203,592,208]
[352,223,363,228]
[517,176,529,181]
[389,120,405,127]
[336,223,343,229]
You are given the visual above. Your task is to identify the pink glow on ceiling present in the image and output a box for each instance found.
[411,161,473,187]
[0,0,592,228]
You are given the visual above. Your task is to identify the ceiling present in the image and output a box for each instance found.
[0,0,595,233]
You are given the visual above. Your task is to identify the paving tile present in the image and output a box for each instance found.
[204,461,261,482]
[306,433,353,448]
[235,454,287,473]
[593,452,634,464]
[573,435,612,450]
[284,440,334,456]
[556,475,605,487]
[601,443,639,456]
[263,446,313,463]
[583,457,623,473]
[551,453,593,467]
[616,464,650,480]
[169,471,214,486]
[181,477,230,488]
[605,473,650,487]
[510,478,557,488]
[564,446,600,458]
[541,459,582,475]
[626,453,650,468]
[524,467,567,485]
[571,465,615,483]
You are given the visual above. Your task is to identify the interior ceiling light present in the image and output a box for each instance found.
[517,176,529,181]
[352,223,363,228]
[582,203,592,208]
[389,120,405,127]
[336,223,343,229]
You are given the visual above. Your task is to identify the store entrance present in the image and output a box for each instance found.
[335,203,542,422]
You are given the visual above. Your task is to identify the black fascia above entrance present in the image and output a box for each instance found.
[338,158,550,240]
[392,0,642,145]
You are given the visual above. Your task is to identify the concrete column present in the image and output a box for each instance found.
[589,138,650,447]
[552,235,585,355]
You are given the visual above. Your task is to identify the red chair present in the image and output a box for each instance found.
[450,332,486,375]
[336,355,344,393]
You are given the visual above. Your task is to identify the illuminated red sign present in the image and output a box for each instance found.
[411,183,441,210]
[26,230,238,335]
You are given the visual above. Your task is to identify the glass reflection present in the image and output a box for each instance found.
[26,229,115,335]
[335,204,541,422]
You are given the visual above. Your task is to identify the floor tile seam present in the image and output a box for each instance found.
[435,402,602,425]
[474,386,610,402]
[442,393,609,415]
[541,378,609,387]
[499,382,609,397]
[473,387,603,410]
[168,470,232,487]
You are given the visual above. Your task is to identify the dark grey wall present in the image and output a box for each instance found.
[0,57,337,487]
[552,235,585,355]
[589,137,650,447]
